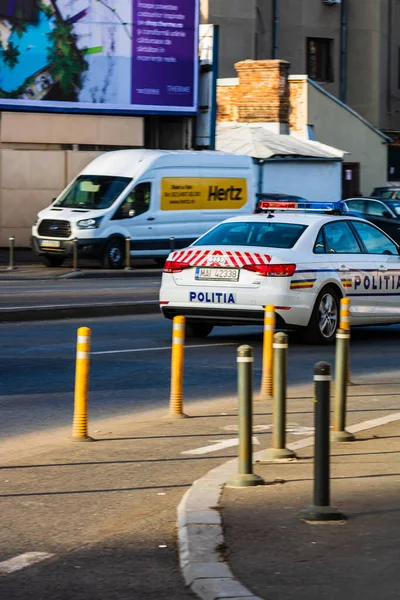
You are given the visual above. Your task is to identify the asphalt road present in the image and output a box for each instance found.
[0,278,160,309]
[1,313,400,439]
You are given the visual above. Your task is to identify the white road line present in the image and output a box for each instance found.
[0,301,155,311]
[0,552,54,576]
[91,342,236,355]
[181,437,260,456]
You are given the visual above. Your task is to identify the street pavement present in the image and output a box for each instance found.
[1,312,400,598]
[222,419,400,600]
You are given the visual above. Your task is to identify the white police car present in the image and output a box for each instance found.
[159,200,400,343]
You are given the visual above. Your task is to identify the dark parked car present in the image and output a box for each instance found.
[371,186,400,200]
[345,197,400,243]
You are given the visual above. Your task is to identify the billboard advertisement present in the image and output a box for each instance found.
[0,0,199,114]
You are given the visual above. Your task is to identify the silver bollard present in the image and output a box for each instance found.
[7,236,16,271]
[125,236,133,271]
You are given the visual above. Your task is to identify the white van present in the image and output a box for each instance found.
[31,149,255,268]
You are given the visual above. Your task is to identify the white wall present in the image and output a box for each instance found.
[260,161,342,203]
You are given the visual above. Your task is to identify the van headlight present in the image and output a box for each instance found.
[77,217,103,229]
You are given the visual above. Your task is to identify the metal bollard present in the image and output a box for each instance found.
[7,236,16,271]
[340,297,352,384]
[169,316,188,418]
[332,328,355,442]
[259,304,275,400]
[72,327,93,442]
[300,362,345,522]
[169,237,175,252]
[72,238,79,272]
[261,332,296,461]
[125,236,132,271]
[227,345,264,487]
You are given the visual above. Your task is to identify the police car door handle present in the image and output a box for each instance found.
[147,217,155,221]
[339,265,350,272]
[379,265,388,272]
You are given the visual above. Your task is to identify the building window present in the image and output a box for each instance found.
[307,38,334,83]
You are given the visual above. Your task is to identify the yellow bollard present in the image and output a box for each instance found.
[339,297,352,384]
[169,316,188,418]
[259,304,275,400]
[72,327,93,441]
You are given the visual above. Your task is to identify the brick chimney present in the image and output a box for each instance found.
[217,60,291,134]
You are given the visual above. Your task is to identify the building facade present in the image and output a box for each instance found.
[202,0,400,133]
[217,60,389,197]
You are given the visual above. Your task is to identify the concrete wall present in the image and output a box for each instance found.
[307,82,388,197]
[261,161,342,203]
[0,112,144,147]
[0,150,101,246]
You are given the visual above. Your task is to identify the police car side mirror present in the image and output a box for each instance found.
[383,210,392,219]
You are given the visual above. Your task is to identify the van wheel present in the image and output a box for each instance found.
[102,238,124,269]
[41,255,65,268]
[302,286,341,345]
[186,323,214,338]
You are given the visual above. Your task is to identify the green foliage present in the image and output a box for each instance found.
[2,41,20,68]
[11,11,28,38]
[37,2,54,19]
[46,15,88,96]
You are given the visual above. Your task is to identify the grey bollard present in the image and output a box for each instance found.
[300,362,346,522]
[226,345,264,487]
[261,332,296,461]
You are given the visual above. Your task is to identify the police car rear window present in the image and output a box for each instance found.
[193,222,307,249]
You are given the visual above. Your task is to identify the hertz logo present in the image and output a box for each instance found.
[207,185,243,202]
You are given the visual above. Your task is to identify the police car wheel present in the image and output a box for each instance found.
[102,238,124,269]
[304,286,340,345]
[186,323,214,338]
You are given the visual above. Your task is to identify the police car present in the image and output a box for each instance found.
[159,200,400,344]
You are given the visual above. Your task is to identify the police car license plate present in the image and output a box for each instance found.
[195,267,239,282]
[40,239,60,248]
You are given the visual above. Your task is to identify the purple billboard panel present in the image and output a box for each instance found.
[131,0,198,111]
[0,0,199,115]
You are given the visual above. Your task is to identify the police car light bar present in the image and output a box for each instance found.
[257,200,349,213]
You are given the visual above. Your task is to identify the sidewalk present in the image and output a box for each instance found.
[222,419,400,600]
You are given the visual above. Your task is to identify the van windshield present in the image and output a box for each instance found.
[54,175,132,210]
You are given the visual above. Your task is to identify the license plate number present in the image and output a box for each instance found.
[195,267,239,282]
[40,239,61,248]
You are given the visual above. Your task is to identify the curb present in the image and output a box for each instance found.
[0,300,159,322]
[177,411,400,600]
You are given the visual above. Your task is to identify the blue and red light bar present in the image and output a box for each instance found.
[257,200,349,213]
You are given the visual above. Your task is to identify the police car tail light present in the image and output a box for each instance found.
[163,260,192,274]
[243,264,296,277]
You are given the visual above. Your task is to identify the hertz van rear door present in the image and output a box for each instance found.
[148,153,254,252]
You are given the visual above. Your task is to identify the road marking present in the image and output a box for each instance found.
[181,437,260,456]
[91,342,235,355]
[222,424,314,435]
[0,552,54,576]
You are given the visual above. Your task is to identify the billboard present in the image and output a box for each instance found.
[0,0,199,114]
